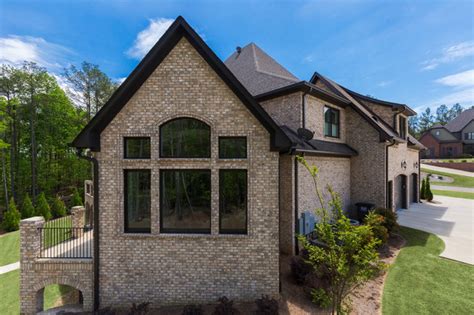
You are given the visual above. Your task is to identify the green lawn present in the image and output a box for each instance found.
[383,227,474,315]
[424,158,474,163]
[432,189,474,200]
[421,168,474,188]
[43,216,72,248]
[0,231,19,266]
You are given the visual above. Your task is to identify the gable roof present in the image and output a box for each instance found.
[224,43,299,95]
[445,108,474,133]
[71,17,291,152]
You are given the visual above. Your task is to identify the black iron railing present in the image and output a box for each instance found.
[38,222,92,259]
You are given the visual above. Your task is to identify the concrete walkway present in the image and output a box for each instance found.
[0,261,19,275]
[431,185,474,193]
[398,196,474,265]
[421,163,474,177]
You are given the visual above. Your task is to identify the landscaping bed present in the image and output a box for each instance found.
[424,162,474,172]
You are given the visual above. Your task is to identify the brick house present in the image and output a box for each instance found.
[20,17,424,313]
[419,108,474,158]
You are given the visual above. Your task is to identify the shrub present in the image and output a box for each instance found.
[35,192,52,221]
[51,197,67,218]
[21,194,35,219]
[425,177,433,202]
[213,296,239,315]
[420,178,426,200]
[364,211,388,244]
[182,305,203,315]
[128,302,150,315]
[290,256,312,285]
[255,295,279,315]
[449,159,454,163]
[460,153,472,158]
[71,187,83,206]
[462,159,467,163]
[373,207,399,235]
[2,198,21,231]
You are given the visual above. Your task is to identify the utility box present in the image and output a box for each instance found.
[298,211,316,235]
[355,202,375,222]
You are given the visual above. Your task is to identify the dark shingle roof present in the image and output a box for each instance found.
[445,108,474,133]
[224,43,299,95]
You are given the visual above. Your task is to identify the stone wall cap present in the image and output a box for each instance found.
[21,216,45,223]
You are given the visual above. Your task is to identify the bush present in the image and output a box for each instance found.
[71,187,83,206]
[459,153,472,158]
[255,295,279,315]
[51,197,67,218]
[420,178,426,200]
[2,198,21,231]
[182,305,203,315]
[290,256,312,285]
[462,160,467,163]
[213,296,239,315]
[364,212,388,244]
[425,177,433,202]
[373,207,399,235]
[128,302,150,315]
[21,194,35,219]
[35,192,52,221]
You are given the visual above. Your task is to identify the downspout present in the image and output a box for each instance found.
[292,148,299,255]
[76,149,100,311]
[385,139,396,209]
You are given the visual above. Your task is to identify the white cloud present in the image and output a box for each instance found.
[126,18,174,59]
[421,41,474,71]
[435,69,474,88]
[0,35,72,69]
[433,88,474,106]
[377,80,392,87]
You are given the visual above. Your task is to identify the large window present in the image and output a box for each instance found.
[324,106,340,138]
[465,132,474,140]
[219,137,247,159]
[399,116,407,139]
[124,137,151,159]
[124,170,151,233]
[219,170,247,234]
[160,118,210,158]
[160,170,211,233]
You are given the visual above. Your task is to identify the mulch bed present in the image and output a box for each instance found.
[426,162,474,172]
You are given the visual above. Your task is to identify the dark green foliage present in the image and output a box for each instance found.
[420,178,426,200]
[255,295,279,315]
[290,256,312,285]
[20,194,35,219]
[71,188,83,206]
[213,296,239,315]
[182,305,203,315]
[51,197,67,218]
[426,177,433,201]
[373,207,399,235]
[128,302,150,315]
[35,192,51,221]
[364,212,389,244]
[2,198,21,231]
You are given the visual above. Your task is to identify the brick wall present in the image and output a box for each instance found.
[95,37,280,307]
[260,92,302,129]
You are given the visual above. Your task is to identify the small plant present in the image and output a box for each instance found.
[420,178,426,200]
[51,197,67,218]
[213,296,239,315]
[255,295,279,315]
[373,207,399,235]
[290,256,312,285]
[128,302,150,315]
[2,198,21,232]
[35,192,52,221]
[425,177,433,202]
[182,305,204,315]
[21,194,35,219]
[364,211,388,244]
[72,187,83,206]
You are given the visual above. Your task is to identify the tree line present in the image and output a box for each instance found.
[0,61,117,226]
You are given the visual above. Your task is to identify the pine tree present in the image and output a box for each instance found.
[71,188,83,206]
[35,192,52,221]
[426,177,433,202]
[21,194,35,219]
[420,178,426,200]
[51,197,67,218]
[2,198,21,231]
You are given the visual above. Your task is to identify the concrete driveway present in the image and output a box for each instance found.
[398,196,474,265]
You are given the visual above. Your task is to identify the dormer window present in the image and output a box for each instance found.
[399,116,407,139]
[324,106,340,138]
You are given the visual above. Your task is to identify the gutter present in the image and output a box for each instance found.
[385,140,396,209]
[76,149,100,311]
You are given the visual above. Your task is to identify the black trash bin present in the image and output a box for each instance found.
[355,202,375,222]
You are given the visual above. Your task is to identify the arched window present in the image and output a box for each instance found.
[160,118,211,158]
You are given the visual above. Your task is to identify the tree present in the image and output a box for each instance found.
[2,198,21,231]
[418,108,434,133]
[425,177,433,202]
[63,62,117,121]
[436,104,450,125]
[71,188,83,206]
[408,116,419,136]
[51,196,67,218]
[35,192,51,221]
[21,194,35,219]
[420,178,426,200]
[296,156,384,314]
[448,103,463,121]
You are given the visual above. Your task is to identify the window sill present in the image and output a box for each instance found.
[119,232,250,239]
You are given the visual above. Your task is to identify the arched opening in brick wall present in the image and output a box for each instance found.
[36,284,83,313]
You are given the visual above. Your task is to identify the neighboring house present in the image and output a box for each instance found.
[419,108,474,158]
[19,17,424,314]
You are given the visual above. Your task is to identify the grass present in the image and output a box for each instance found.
[0,231,19,266]
[383,227,474,315]
[424,158,474,163]
[43,216,73,248]
[432,190,474,200]
[421,168,474,188]
[44,284,75,309]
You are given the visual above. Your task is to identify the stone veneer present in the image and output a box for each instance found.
[94,37,280,307]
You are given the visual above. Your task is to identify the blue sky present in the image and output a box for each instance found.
[1,0,473,113]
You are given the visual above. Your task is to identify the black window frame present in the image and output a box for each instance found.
[219,169,248,235]
[123,137,151,159]
[324,106,340,138]
[399,116,407,139]
[159,117,211,159]
[124,169,151,234]
[159,169,212,234]
[218,136,247,159]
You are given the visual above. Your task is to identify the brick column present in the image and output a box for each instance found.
[20,216,45,315]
